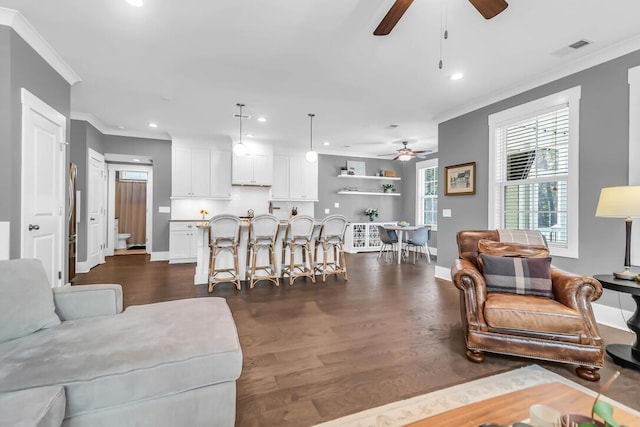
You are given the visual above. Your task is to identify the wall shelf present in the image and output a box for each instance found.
[338,175,401,181]
[337,191,401,196]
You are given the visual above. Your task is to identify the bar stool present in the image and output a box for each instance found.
[246,214,280,289]
[281,215,316,285]
[208,214,242,292]
[313,215,349,282]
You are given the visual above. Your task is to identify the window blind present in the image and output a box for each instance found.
[494,104,569,246]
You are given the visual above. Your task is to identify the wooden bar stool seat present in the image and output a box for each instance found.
[314,215,349,282]
[246,214,280,289]
[281,215,316,286]
[208,214,242,292]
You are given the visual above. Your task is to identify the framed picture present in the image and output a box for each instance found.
[346,160,366,176]
[445,162,476,196]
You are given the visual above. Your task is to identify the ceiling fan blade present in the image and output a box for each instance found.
[468,0,508,20]
[377,153,397,157]
[373,0,414,36]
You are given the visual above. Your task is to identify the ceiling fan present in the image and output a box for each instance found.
[373,0,509,36]
[379,141,431,161]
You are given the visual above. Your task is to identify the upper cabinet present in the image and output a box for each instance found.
[271,154,318,201]
[231,142,273,186]
[172,143,232,199]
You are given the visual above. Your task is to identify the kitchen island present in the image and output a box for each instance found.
[193,220,320,286]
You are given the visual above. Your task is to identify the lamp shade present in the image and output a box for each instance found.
[595,186,640,218]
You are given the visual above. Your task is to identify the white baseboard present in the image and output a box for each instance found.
[150,251,169,262]
[435,265,450,281]
[76,261,90,274]
[592,303,633,332]
[0,222,8,260]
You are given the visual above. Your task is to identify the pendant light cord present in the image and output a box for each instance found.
[308,113,315,150]
[237,103,245,144]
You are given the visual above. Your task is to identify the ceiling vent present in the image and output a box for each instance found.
[569,39,591,49]
[233,113,251,119]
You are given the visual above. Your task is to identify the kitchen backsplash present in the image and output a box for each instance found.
[171,186,315,221]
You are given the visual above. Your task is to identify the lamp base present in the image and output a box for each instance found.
[613,267,637,281]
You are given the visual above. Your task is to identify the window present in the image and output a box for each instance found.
[489,86,580,258]
[416,159,438,229]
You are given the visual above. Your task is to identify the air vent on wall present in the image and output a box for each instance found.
[233,113,251,119]
[569,39,591,49]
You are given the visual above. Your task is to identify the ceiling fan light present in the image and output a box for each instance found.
[450,72,464,81]
[126,0,144,7]
[233,142,247,156]
[398,153,412,161]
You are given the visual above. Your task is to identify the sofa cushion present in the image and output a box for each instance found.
[484,293,583,335]
[479,253,553,298]
[0,386,65,427]
[0,298,242,418]
[0,259,60,343]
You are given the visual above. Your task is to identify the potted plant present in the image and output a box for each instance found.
[382,184,396,193]
[562,371,628,427]
[364,208,379,221]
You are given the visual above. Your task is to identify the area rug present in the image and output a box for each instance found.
[314,365,640,427]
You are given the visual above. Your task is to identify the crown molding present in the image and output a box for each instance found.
[71,112,171,141]
[0,8,81,85]
[436,34,640,125]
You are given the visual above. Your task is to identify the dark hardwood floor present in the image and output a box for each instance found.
[73,253,640,426]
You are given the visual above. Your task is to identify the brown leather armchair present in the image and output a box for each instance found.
[451,230,604,381]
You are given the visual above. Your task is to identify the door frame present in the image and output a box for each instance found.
[20,88,67,287]
[106,163,154,256]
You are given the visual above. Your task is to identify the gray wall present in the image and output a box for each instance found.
[0,26,71,259]
[102,134,172,252]
[317,153,439,248]
[70,120,172,257]
[438,49,640,310]
[318,155,413,223]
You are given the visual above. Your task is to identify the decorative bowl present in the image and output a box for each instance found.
[398,221,410,227]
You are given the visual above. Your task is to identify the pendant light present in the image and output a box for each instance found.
[233,103,248,156]
[305,113,318,163]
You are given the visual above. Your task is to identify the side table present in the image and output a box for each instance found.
[594,274,640,370]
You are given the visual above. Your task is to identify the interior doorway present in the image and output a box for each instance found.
[106,163,153,257]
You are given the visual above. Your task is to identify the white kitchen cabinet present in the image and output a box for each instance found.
[271,155,290,199]
[210,150,232,198]
[270,155,318,201]
[231,142,274,186]
[172,147,210,197]
[169,222,199,263]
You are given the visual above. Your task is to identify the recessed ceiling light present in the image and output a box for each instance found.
[126,0,144,7]
[117,125,125,130]
[246,134,253,138]
[132,158,141,162]
[148,123,158,128]
[450,73,464,81]
[257,117,267,123]
[323,141,330,146]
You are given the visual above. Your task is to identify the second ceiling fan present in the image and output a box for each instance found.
[373,0,509,36]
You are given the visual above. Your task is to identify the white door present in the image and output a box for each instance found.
[21,89,66,287]
[87,149,105,269]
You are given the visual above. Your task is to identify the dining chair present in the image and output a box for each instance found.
[208,214,242,291]
[313,215,349,282]
[246,214,280,289]
[281,215,316,285]
[404,226,431,263]
[377,226,398,262]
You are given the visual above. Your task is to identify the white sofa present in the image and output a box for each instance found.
[0,259,242,427]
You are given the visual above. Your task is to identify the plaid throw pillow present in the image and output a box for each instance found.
[479,253,553,298]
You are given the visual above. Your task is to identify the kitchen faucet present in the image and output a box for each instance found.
[268,201,280,215]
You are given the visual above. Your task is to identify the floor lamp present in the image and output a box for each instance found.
[595,186,640,280]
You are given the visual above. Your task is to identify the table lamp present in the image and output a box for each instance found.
[595,186,640,280]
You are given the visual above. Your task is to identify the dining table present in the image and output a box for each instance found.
[383,224,423,264]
